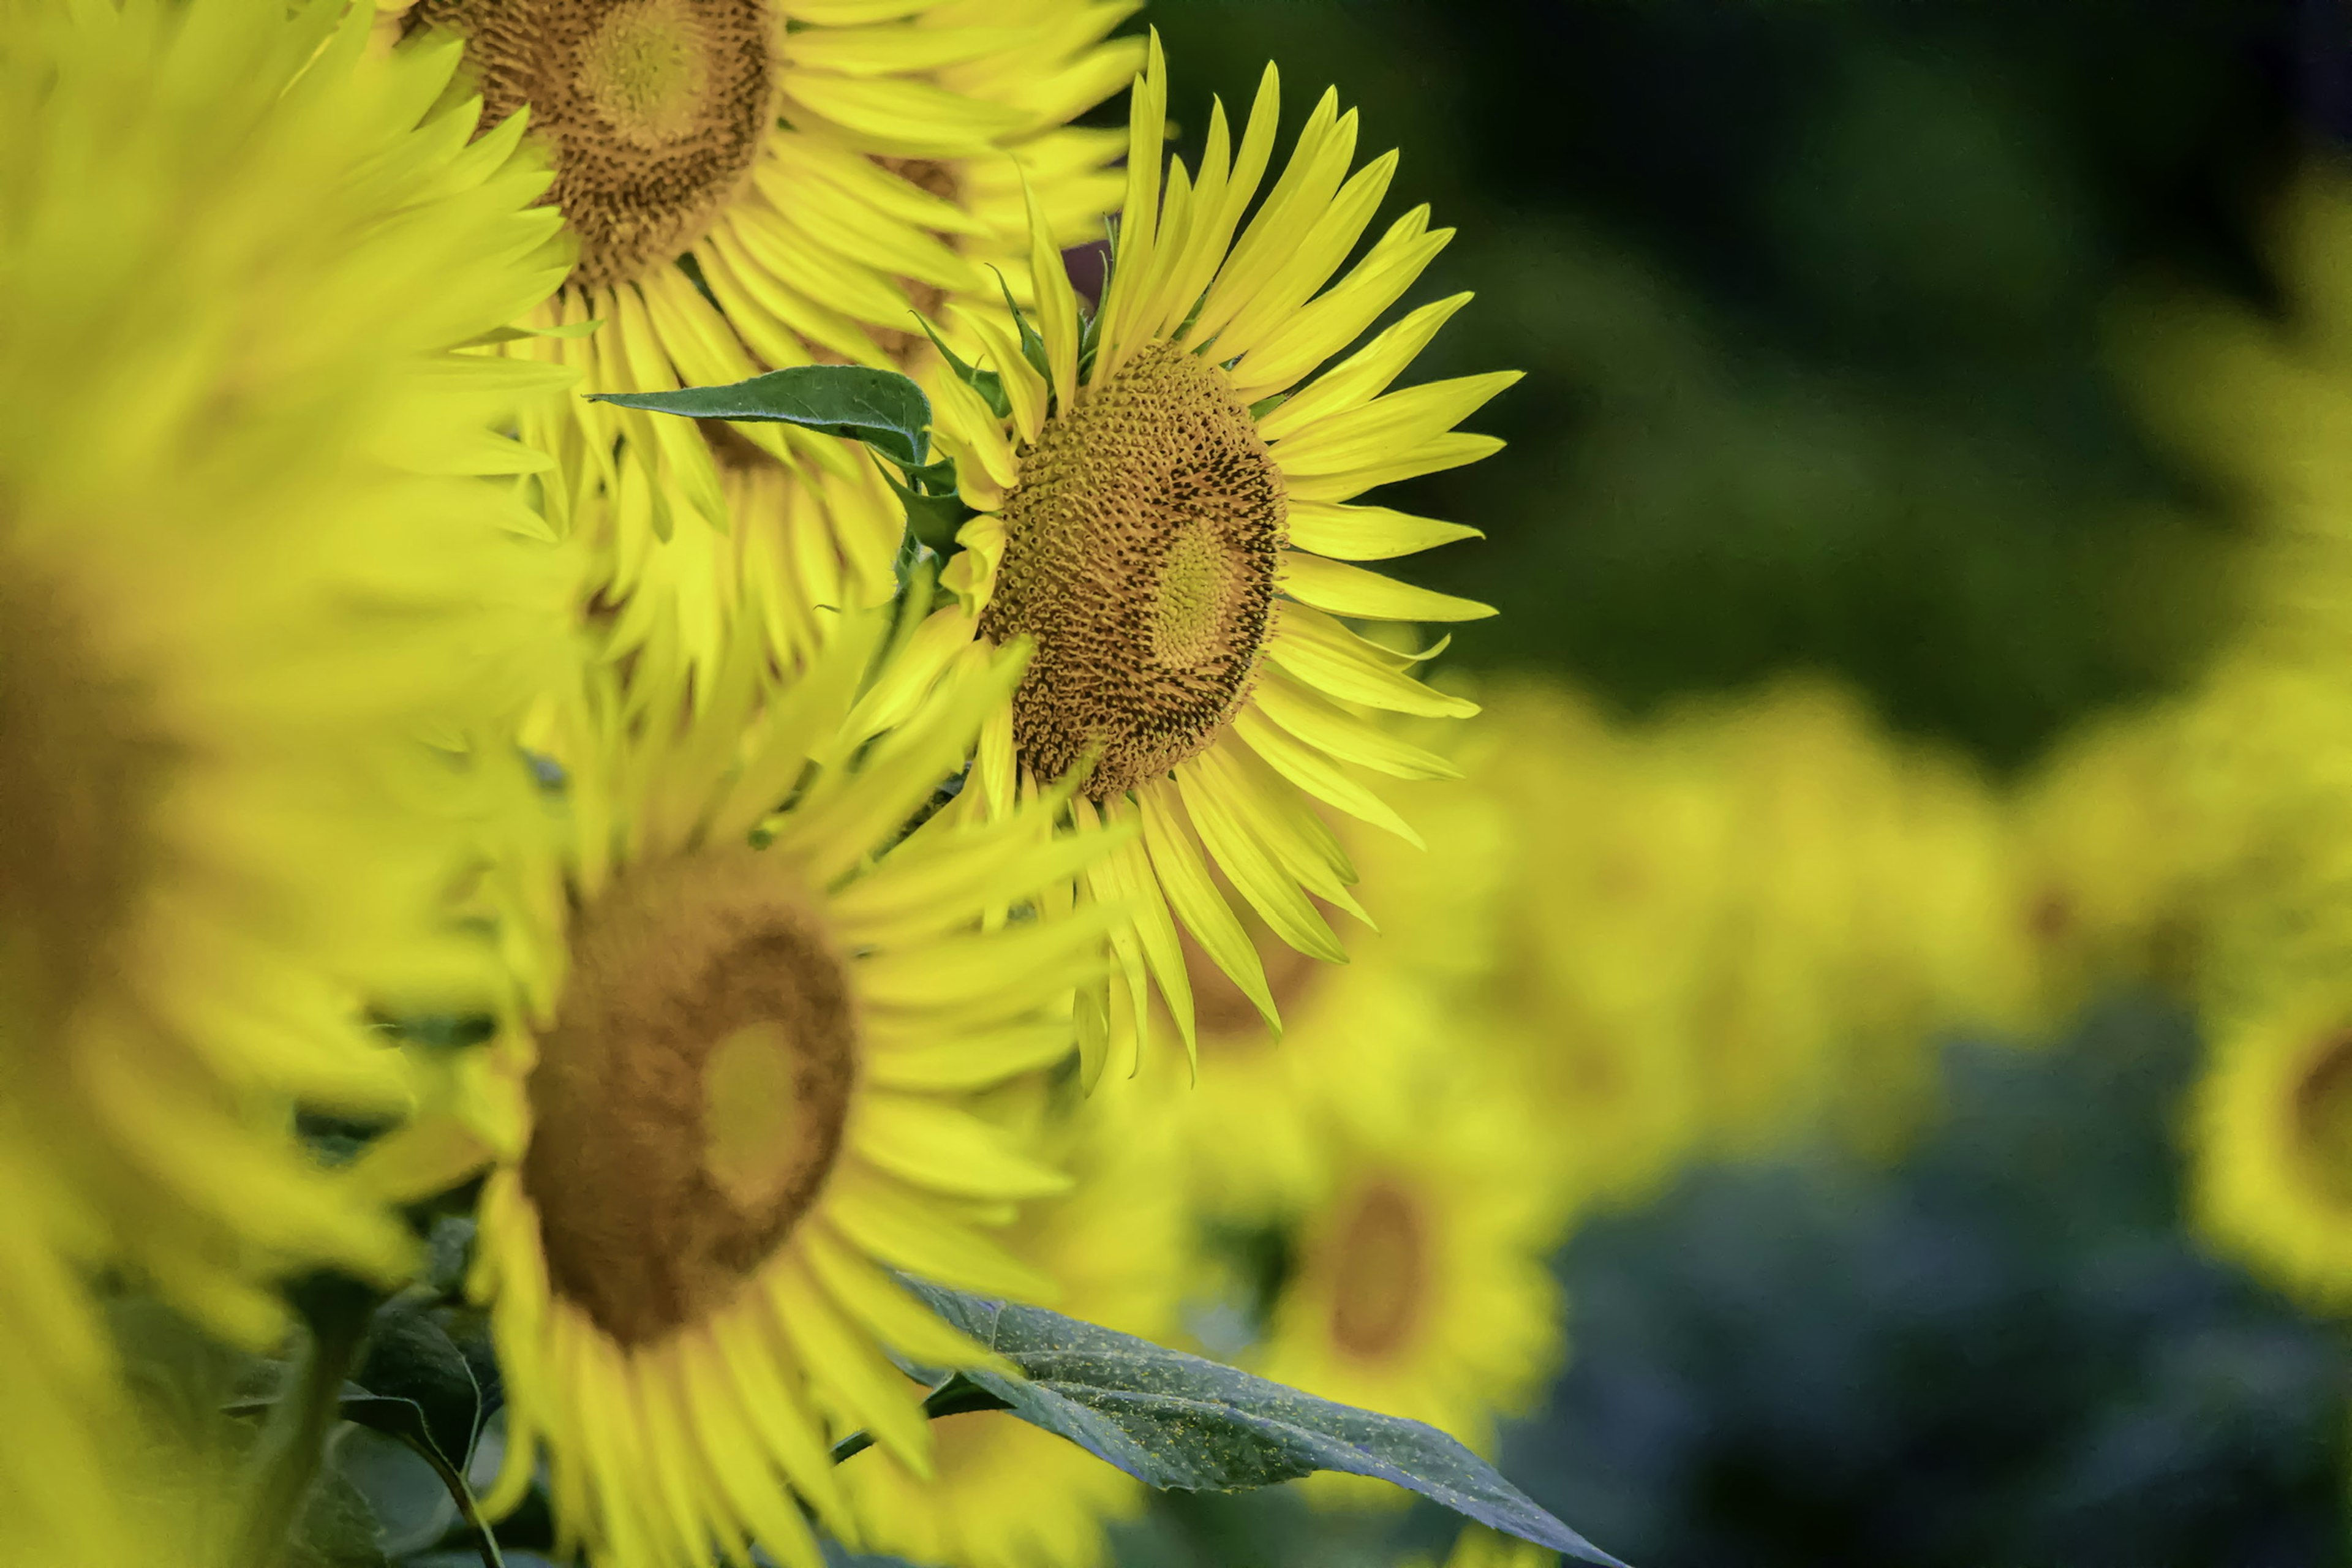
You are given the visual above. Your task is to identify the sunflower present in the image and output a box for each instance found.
[2012,701,2208,1019]
[441,612,1115,1568]
[2189,982,2352,1309]
[931,36,1513,1064]
[1406,1528,1561,1568]
[390,0,1142,699]
[1253,1043,1565,1509]
[1450,682,1711,1207]
[838,1078,1188,1568]
[0,0,575,1349]
[1133,756,1508,1221]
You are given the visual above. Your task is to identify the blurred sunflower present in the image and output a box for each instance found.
[2013,701,2209,1018]
[1253,1054,1565,1509]
[2190,982,2352,1310]
[0,0,573,1348]
[840,1082,1187,1568]
[1406,1527,1561,1568]
[1459,683,1711,1208]
[933,37,1512,1066]
[390,0,1142,698]
[424,615,1113,1568]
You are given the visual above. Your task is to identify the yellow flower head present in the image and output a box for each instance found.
[935,37,1513,1069]
[1253,1039,1566,1510]
[459,612,1115,1568]
[2013,700,2209,1017]
[2190,981,2352,1310]
[394,0,1142,696]
[0,0,573,1348]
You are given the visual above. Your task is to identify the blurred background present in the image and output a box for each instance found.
[1050,2,2343,1566]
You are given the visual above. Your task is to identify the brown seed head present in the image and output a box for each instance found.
[411,0,777,292]
[979,339,1285,799]
[0,568,172,1037]
[1326,1178,1430,1360]
[2294,1029,2352,1212]
[522,847,857,1346]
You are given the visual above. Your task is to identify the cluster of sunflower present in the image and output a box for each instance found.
[0,2,1629,1567]
[2089,175,2352,1323]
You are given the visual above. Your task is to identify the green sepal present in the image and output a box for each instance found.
[880,454,973,560]
[990,265,1052,383]
[587,364,933,470]
[913,314,1010,419]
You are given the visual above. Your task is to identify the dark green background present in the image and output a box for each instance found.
[1120,4,2343,1566]
[1152,0,2289,766]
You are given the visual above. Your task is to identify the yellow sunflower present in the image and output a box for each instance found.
[1454,681,1713,1208]
[931,36,1513,1066]
[2012,701,2209,1019]
[1253,1043,1566,1510]
[1119,723,1509,1220]
[442,612,1115,1568]
[0,0,575,1348]
[1405,1526,1562,1568]
[2189,982,2352,1310]
[839,1077,1188,1568]
[390,0,1142,698]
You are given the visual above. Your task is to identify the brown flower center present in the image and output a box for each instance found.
[979,339,1284,800]
[2294,1030,2352,1212]
[0,569,170,1035]
[410,0,776,292]
[1326,1178,1430,1360]
[522,848,856,1346]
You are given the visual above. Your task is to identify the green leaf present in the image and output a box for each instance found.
[353,1298,480,1471]
[287,1467,391,1568]
[586,365,932,469]
[891,1281,1630,1567]
[337,1396,505,1568]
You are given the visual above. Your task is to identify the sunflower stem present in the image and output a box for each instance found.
[234,1275,377,1568]
[826,1373,1015,1466]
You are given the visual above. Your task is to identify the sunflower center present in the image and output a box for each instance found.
[979,339,1285,800]
[1327,1179,1429,1360]
[2293,1030,2352,1210]
[0,570,168,1034]
[522,848,856,1346]
[411,0,776,292]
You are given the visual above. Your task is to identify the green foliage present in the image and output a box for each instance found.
[592,362,976,563]
[887,1280,1629,1568]
[589,364,934,470]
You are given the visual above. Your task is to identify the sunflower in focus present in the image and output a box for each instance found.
[933,37,1512,1065]
[1253,1048,1565,1508]
[391,0,1142,698]
[1126,745,1507,1219]
[2190,982,2352,1310]
[839,1083,1187,1568]
[0,0,574,1349]
[439,613,1112,1568]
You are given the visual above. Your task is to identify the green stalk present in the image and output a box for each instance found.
[233,1302,371,1567]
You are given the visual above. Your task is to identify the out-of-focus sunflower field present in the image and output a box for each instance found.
[2,1,2340,1567]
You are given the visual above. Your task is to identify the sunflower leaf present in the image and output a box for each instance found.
[587,365,932,470]
[892,1280,1631,1568]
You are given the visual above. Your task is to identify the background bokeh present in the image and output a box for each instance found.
[1078,2,2331,1565]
